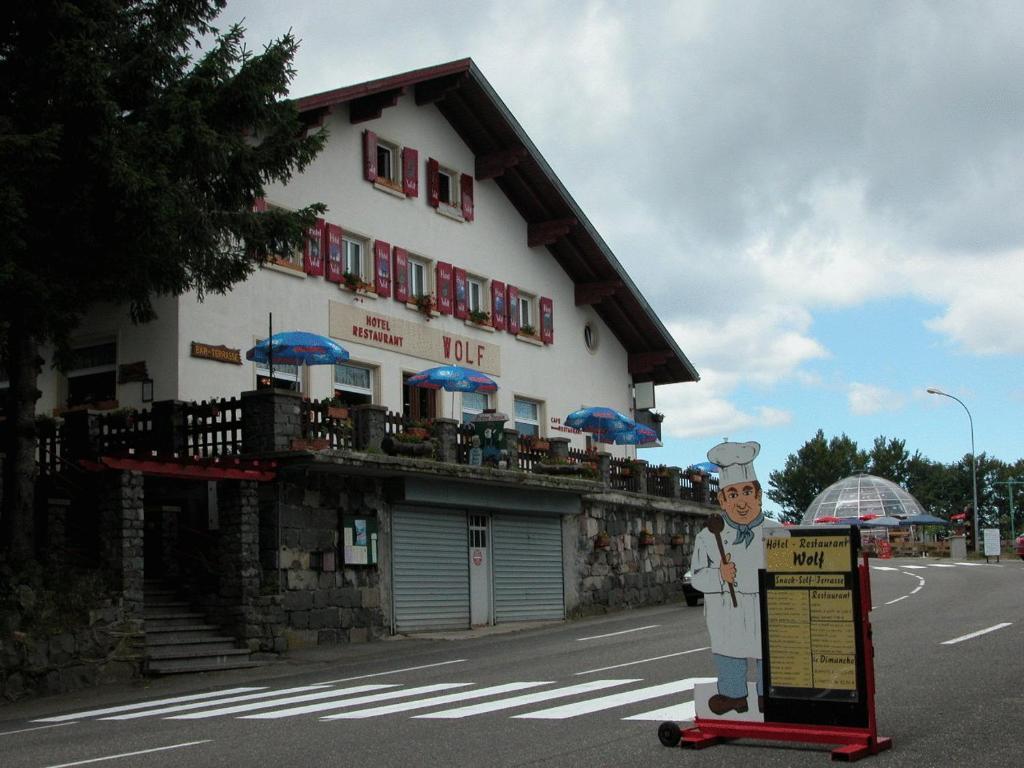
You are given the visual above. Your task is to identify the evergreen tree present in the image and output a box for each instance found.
[0,1,325,563]
[766,430,867,523]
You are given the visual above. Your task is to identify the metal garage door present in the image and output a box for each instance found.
[392,507,469,632]
[492,514,564,622]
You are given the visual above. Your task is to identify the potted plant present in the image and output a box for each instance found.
[639,529,656,546]
[529,436,550,452]
[594,531,611,550]
[650,411,665,423]
[670,533,686,547]
[519,323,536,337]
[468,309,490,326]
[324,397,349,420]
[415,293,435,318]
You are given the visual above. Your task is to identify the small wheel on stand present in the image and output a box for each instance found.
[658,720,682,747]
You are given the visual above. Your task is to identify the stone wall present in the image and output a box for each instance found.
[570,498,705,616]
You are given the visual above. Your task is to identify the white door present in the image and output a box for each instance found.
[469,514,491,626]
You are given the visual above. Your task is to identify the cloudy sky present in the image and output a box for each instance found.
[219,0,1023,514]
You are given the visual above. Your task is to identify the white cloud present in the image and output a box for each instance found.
[848,383,905,416]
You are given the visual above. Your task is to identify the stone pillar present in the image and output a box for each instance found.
[504,429,519,469]
[548,437,570,462]
[667,467,683,500]
[433,418,458,464]
[634,460,649,495]
[149,400,187,456]
[353,404,388,452]
[99,470,145,622]
[596,452,611,487]
[47,498,70,566]
[241,389,303,454]
[219,480,261,643]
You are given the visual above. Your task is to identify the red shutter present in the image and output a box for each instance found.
[253,197,268,212]
[540,297,554,344]
[460,173,474,221]
[373,240,391,297]
[490,280,506,331]
[325,223,344,282]
[303,218,325,276]
[453,267,468,319]
[363,130,378,181]
[393,247,409,303]
[402,147,419,197]
[506,286,520,335]
[427,158,440,208]
[436,262,454,314]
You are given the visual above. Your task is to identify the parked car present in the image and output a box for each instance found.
[682,569,702,607]
[1016,534,1024,560]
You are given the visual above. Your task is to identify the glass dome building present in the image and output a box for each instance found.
[800,473,927,525]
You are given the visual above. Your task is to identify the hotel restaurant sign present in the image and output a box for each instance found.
[329,301,501,376]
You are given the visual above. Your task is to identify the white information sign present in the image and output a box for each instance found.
[983,528,1001,557]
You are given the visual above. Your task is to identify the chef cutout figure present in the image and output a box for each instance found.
[690,440,767,722]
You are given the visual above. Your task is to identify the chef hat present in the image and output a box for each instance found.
[707,440,761,488]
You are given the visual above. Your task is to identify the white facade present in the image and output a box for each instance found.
[33,64,692,457]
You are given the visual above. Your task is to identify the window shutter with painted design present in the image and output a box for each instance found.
[363,130,378,181]
[460,173,474,221]
[453,268,468,319]
[540,297,554,344]
[374,240,391,297]
[325,224,344,283]
[427,158,440,208]
[252,197,268,212]
[490,280,507,331]
[393,247,409,303]
[506,286,520,335]
[436,262,454,315]
[402,147,419,197]
[304,218,325,276]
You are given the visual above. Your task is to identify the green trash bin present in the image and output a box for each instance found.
[471,410,508,466]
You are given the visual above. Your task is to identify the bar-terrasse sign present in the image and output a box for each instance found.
[191,342,243,365]
[329,301,502,375]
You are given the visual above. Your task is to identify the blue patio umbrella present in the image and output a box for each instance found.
[564,406,635,441]
[405,365,498,393]
[902,514,949,526]
[245,331,350,366]
[689,461,720,474]
[601,423,659,446]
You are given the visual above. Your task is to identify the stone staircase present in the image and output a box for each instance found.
[143,581,262,675]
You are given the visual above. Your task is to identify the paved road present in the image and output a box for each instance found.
[2,557,1021,767]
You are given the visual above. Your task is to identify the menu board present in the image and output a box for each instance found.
[761,527,866,725]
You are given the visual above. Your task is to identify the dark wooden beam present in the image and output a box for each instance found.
[575,280,624,306]
[349,88,404,124]
[475,147,528,180]
[528,218,577,248]
[299,106,331,133]
[414,74,467,106]
[628,351,674,376]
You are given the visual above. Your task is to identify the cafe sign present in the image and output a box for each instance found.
[329,301,501,375]
[191,342,243,365]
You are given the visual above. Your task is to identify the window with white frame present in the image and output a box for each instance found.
[407,256,429,299]
[343,234,367,280]
[468,276,485,313]
[65,341,117,407]
[514,397,542,437]
[437,166,458,208]
[376,138,399,184]
[461,391,489,425]
[333,362,374,407]
[519,294,535,332]
[254,340,301,392]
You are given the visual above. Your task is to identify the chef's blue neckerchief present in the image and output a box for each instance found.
[723,512,764,548]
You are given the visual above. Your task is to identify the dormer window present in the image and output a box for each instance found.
[427,158,474,222]
[362,130,419,197]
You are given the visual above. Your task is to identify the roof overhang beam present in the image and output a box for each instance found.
[349,87,405,124]
[575,280,624,306]
[528,218,577,248]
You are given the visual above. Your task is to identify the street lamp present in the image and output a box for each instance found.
[927,388,979,553]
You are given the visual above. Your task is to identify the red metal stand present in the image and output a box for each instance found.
[674,556,892,762]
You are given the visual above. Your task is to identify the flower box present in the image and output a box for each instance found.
[594,533,611,550]
[327,405,349,420]
[639,532,656,546]
[291,437,330,452]
[670,534,686,547]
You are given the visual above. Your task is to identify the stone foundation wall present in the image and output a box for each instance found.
[570,500,704,615]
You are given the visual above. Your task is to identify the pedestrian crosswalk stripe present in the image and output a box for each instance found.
[236,684,470,720]
[414,679,639,719]
[323,682,550,720]
[901,565,927,569]
[163,684,399,720]
[927,564,957,568]
[103,684,342,720]
[954,562,983,566]
[32,687,266,723]
[513,677,716,720]
[622,701,697,722]
[871,566,899,571]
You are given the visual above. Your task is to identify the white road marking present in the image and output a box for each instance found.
[577,625,660,641]
[323,682,549,719]
[161,684,397,720]
[955,562,983,566]
[514,677,715,719]
[911,586,923,594]
[41,740,211,768]
[574,647,709,676]
[32,687,265,723]
[0,721,78,736]
[102,684,336,720]
[927,563,957,568]
[900,565,927,570]
[415,679,639,719]
[871,566,899,572]
[234,684,468,720]
[623,700,697,722]
[941,622,1013,645]
[320,658,467,684]
[885,596,908,605]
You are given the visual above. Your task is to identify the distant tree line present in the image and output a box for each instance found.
[766,430,1024,533]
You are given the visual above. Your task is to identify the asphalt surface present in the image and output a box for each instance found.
[2,556,1021,767]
